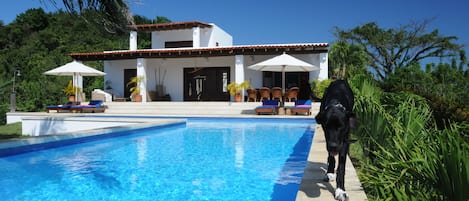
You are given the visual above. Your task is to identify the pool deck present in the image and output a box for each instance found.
[2,111,368,200]
[296,125,368,201]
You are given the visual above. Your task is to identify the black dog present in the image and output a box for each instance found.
[315,80,356,201]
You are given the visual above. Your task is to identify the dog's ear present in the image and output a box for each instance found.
[348,113,357,130]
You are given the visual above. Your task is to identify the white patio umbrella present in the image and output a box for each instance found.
[248,52,319,94]
[44,60,106,101]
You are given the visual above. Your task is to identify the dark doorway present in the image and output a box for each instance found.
[124,69,137,99]
[184,67,230,101]
[262,72,309,88]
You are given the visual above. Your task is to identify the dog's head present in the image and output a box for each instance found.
[316,100,356,155]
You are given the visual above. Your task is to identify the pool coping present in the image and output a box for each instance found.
[0,118,186,157]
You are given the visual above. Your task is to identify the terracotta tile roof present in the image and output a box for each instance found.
[69,43,328,61]
[129,21,213,31]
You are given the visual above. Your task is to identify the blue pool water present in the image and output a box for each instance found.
[0,118,315,201]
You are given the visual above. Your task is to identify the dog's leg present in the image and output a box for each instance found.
[323,154,336,182]
[335,145,349,201]
[336,153,346,190]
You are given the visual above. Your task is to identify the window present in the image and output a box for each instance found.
[165,41,193,48]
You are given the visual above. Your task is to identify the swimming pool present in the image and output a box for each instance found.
[0,117,315,201]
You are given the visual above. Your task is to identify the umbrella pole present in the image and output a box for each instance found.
[282,66,286,107]
[74,73,78,102]
[282,68,286,94]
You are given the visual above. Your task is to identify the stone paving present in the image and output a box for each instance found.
[296,125,368,201]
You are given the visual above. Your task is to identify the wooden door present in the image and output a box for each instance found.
[124,69,137,99]
[184,67,230,101]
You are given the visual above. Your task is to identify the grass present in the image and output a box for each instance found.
[0,122,23,139]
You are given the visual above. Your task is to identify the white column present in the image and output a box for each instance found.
[192,27,200,48]
[151,32,159,49]
[318,53,328,80]
[235,55,245,83]
[74,61,84,102]
[137,58,147,102]
[130,31,137,51]
[235,55,245,101]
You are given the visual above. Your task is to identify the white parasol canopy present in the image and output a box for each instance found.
[44,60,105,101]
[248,52,319,94]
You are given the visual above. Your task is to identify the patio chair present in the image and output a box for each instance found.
[271,87,283,102]
[285,87,299,102]
[247,88,258,102]
[45,101,79,113]
[258,87,271,101]
[255,99,280,115]
[289,99,312,115]
[70,100,106,113]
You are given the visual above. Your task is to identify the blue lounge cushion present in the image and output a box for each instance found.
[71,100,104,109]
[294,99,311,106]
[46,101,74,109]
[88,100,103,107]
[262,99,280,106]
[256,105,277,109]
[290,99,312,115]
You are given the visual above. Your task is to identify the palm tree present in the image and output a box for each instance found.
[45,0,135,32]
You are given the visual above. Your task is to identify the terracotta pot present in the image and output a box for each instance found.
[234,94,242,102]
[133,94,142,102]
[68,95,76,102]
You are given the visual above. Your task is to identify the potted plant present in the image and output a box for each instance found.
[63,80,81,102]
[227,80,252,102]
[127,76,144,102]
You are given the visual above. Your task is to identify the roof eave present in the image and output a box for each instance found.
[69,44,329,61]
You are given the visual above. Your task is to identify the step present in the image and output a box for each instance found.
[101,101,320,115]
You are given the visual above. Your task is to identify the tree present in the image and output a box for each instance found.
[155,16,171,24]
[335,20,462,80]
[0,8,131,123]
[45,0,134,32]
[329,40,369,79]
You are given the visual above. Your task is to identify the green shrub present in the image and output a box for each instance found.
[349,74,469,201]
[357,95,441,200]
[311,79,333,98]
[434,123,469,201]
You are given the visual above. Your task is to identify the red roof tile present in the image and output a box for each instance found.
[70,43,328,61]
[129,21,213,31]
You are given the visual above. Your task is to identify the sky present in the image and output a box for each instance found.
[1,0,469,53]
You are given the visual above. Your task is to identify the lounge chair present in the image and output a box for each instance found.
[45,101,78,113]
[271,87,283,103]
[255,99,280,115]
[289,99,312,115]
[258,87,271,101]
[247,88,258,102]
[285,87,299,102]
[70,100,105,113]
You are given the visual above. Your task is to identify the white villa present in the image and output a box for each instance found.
[69,21,329,102]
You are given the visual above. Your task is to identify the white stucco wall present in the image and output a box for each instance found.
[130,31,137,50]
[151,29,194,49]
[150,25,232,49]
[318,53,328,80]
[209,24,233,47]
[104,52,325,101]
[22,117,139,136]
[104,59,137,98]
[106,57,238,101]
